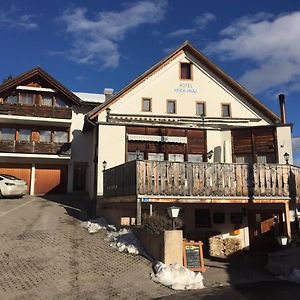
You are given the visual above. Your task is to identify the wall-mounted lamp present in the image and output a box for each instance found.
[102,160,107,171]
[135,150,141,160]
[207,150,214,161]
[167,206,181,230]
[283,152,290,165]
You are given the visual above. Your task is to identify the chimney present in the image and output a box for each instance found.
[104,88,114,101]
[279,94,286,124]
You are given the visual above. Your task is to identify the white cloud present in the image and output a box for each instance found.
[194,12,216,30]
[0,6,38,30]
[206,11,300,94]
[167,28,196,38]
[57,1,168,69]
[167,12,216,38]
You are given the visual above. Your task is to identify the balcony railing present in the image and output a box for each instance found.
[0,140,71,156]
[0,103,72,119]
[103,160,300,199]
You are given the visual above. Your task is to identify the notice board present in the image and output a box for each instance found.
[183,240,206,272]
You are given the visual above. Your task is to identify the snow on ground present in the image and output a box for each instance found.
[151,261,205,290]
[286,269,300,284]
[82,218,146,255]
[83,218,205,290]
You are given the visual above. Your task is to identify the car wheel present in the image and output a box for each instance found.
[0,190,3,199]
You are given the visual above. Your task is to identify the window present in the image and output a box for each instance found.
[127,151,144,161]
[221,104,231,117]
[235,154,253,163]
[19,129,31,142]
[42,95,53,106]
[142,98,151,112]
[195,209,211,228]
[148,153,164,161]
[19,93,34,105]
[196,102,205,116]
[55,97,68,107]
[0,128,16,140]
[168,154,184,162]
[257,153,275,163]
[213,212,225,224]
[167,100,176,114]
[6,95,18,104]
[40,130,52,142]
[54,131,68,143]
[188,154,203,163]
[180,63,192,79]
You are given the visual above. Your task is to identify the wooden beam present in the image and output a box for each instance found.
[98,195,137,203]
[284,201,292,239]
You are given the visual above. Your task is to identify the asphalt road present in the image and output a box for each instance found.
[155,281,300,300]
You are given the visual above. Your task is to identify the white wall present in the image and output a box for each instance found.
[102,52,271,126]
[68,105,96,194]
[276,126,293,164]
[205,130,232,163]
[97,124,126,195]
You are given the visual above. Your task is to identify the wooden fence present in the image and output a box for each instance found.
[103,160,300,199]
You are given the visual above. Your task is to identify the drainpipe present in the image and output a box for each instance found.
[279,94,286,124]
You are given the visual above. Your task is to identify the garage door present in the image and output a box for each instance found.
[34,165,68,195]
[0,164,31,193]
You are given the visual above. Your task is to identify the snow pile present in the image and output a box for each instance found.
[106,228,146,255]
[285,269,300,284]
[82,218,145,255]
[151,261,205,290]
[82,218,116,233]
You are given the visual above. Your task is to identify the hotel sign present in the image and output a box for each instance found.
[174,83,198,94]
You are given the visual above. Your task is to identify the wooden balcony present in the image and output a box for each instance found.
[103,160,300,201]
[0,103,72,119]
[0,140,71,156]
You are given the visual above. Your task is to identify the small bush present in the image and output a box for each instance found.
[141,213,182,235]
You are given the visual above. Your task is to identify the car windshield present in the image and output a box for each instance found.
[0,174,21,180]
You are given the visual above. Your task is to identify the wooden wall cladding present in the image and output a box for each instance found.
[126,126,206,158]
[232,127,276,160]
[232,129,252,154]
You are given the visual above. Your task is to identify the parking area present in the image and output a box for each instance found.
[0,195,175,299]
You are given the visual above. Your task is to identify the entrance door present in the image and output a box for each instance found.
[73,163,86,191]
[248,210,283,251]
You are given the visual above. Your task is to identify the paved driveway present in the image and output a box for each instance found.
[0,195,175,300]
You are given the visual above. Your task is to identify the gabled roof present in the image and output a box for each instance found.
[0,66,81,105]
[87,41,280,123]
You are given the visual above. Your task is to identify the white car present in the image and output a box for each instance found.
[0,174,28,198]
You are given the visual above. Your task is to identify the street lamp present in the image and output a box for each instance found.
[284,152,290,165]
[102,160,107,171]
[167,206,181,230]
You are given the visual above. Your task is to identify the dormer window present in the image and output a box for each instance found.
[180,62,192,80]
[19,93,33,105]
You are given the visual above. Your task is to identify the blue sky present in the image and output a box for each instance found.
[1,0,300,140]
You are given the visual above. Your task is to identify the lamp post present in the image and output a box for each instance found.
[167,206,181,230]
[102,160,107,171]
[284,152,290,165]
